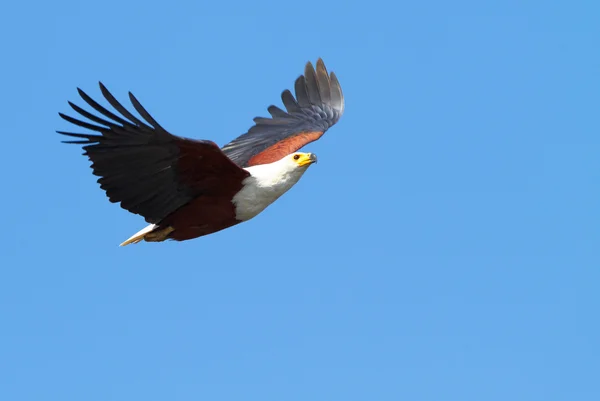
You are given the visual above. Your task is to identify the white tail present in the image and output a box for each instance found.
[119,224,157,246]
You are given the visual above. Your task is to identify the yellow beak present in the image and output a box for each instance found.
[297,153,318,167]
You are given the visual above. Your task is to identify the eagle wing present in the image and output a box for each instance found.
[221,58,344,167]
[58,83,250,224]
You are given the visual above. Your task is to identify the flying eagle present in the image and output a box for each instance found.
[58,59,344,246]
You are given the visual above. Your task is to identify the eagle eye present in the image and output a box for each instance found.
[293,154,300,160]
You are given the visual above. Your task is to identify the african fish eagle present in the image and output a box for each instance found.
[58,59,344,245]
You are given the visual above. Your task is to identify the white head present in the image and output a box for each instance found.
[234,152,319,221]
[244,152,318,185]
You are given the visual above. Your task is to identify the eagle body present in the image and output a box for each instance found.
[120,152,317,245]
[58,59,344,245]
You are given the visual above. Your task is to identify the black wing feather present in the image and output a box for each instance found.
[316,60,331,105]
[76,87,135,128]
[267,105,288,118]
[128,92,165,130]
[294,76,311,108]
[98,83,150,129]
[303,62,321,105]
[281,90,301,114]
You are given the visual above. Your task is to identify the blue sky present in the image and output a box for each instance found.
[1,1,599,400]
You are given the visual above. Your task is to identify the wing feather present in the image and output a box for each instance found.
[128,92,165,130]
[77,87,136,128]
[303,62,322,105]
[294,76,311,108]
[267,105,289,118]
[98,82,151,129]
[316,59,331,105]
[281,90,301,114]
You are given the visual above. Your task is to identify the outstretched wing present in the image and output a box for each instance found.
[221,58,344,167]
[58,83,250,224]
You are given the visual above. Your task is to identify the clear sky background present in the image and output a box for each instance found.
[1,1,599,400]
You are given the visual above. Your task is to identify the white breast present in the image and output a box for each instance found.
[232,157,310,221]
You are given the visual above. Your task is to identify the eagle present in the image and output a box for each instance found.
[58,59,344,246]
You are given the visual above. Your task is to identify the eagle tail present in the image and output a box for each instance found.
[120,224,158,246]
[119,224,176,246]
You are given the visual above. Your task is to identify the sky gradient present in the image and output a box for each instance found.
[1,1,599,400]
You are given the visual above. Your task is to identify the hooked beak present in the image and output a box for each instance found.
[298,152,318,167]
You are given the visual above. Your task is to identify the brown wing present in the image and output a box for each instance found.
[221,58,344,167]
[58,83,250,224]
